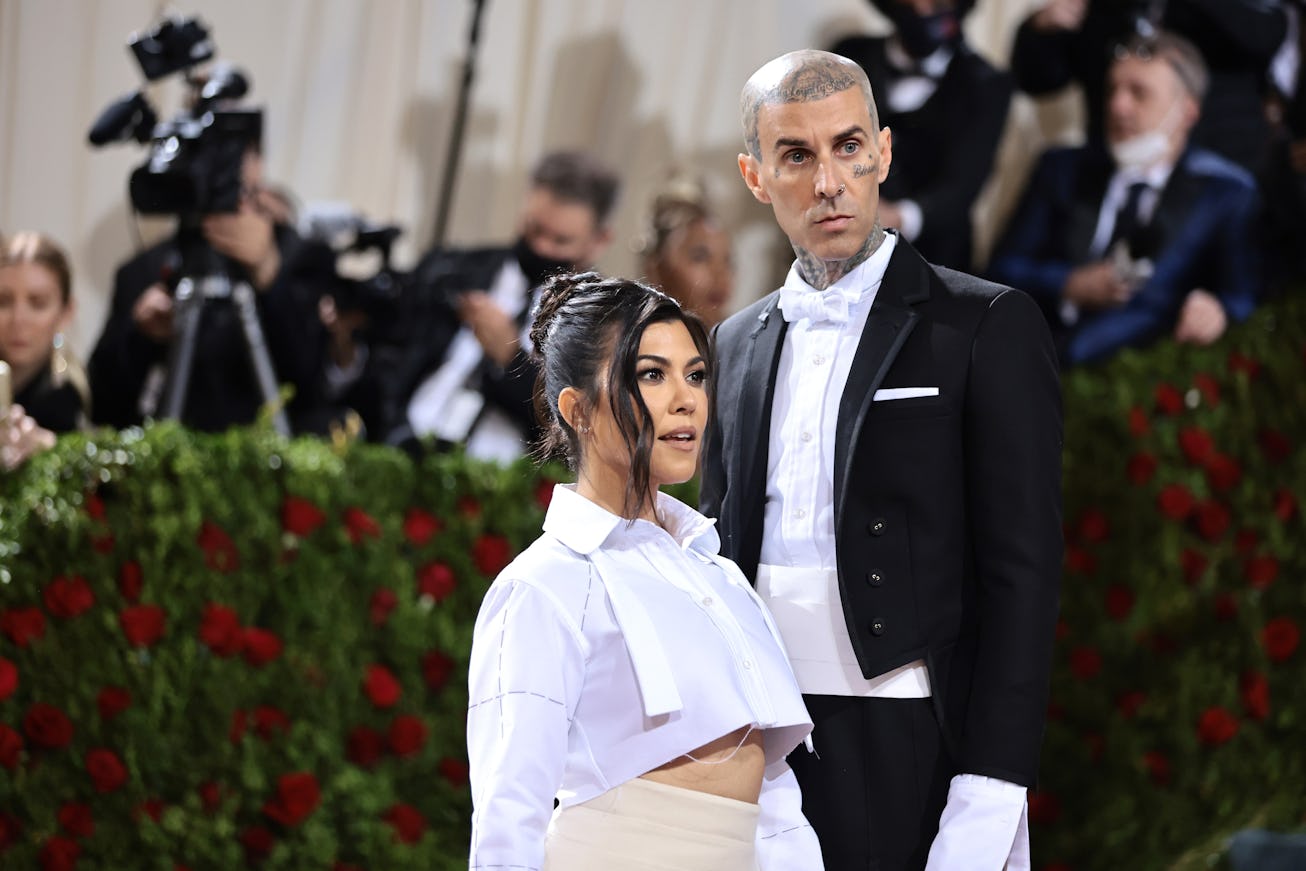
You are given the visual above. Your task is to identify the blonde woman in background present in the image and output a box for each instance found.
[640,174,735,329]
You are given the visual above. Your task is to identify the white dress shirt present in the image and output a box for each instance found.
[467,485,820,871]
[765,235,1030,869]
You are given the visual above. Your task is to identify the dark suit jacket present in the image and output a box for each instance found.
[701,236,1063,789]
[988,144,1261,365]
[383,245,541,447]
[832,36,1013,271]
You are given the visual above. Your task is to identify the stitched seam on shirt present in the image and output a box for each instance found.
[470,689,567,711]
[758,822,813,839]
[579,562,594,632]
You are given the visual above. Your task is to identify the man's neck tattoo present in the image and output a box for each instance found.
[793,224,887,290]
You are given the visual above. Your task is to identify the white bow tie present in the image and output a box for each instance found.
[778,286,855,324]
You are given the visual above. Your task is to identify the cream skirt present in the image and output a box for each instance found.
[542,776,761,871]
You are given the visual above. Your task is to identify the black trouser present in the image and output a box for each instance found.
[788,695,953,871]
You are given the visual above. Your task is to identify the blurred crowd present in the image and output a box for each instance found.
[4,0,1304,468]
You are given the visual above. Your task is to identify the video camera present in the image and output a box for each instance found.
[88,15,262,216]
[300,208,409,344]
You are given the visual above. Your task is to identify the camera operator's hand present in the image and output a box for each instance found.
[1031,0,1088,31]
[319,295,368,370]
[202,195,281,291]
[1174,288,1228,346]
[1062,261,1132,310]
[1,404,56,472]
[457,291,519,368]
[132,283,175,343]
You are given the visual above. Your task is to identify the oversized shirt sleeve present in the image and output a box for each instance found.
[756,759,824,870]
[467,578,587,870]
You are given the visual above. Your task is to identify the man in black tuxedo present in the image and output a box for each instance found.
[700,50,1062,870]
[832,0,1013,271]
[382,151,618,459]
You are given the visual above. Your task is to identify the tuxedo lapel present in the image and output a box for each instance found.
[1069,150,1113,259]
[732,297,786,540]
[1150,149,1203,247]
[834,242,929,525]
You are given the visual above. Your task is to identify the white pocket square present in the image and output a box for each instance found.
[873,387,940,401]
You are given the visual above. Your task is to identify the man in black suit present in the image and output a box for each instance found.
[832,0,1013,271]
[701,50,1062,870]
[383,151,618,459]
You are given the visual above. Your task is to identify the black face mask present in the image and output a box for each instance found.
[890,9,961,59]
[513,236,576,287]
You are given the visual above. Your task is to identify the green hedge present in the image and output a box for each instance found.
[1,296,1303,870]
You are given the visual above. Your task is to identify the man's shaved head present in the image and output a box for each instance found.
[740,49,880,159]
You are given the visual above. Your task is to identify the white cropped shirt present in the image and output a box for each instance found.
[467,484,819,870]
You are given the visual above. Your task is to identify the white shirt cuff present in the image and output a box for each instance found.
[897,199,924,242]
[924,774,1029,871]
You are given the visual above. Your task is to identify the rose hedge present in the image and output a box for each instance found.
[1,296,1304,869]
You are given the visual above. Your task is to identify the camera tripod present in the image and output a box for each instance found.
[156,227,291,436]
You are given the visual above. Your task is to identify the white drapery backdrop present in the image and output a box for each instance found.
[0,0,1080,361]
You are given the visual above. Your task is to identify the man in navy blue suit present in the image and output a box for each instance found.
[989,30,1261,366]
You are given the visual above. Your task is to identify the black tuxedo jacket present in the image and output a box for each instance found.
[701,237,1063,787]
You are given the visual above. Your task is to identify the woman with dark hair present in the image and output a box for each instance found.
[466,272,821,870]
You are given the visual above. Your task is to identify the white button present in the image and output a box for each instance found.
[813,354,826,365]
[793,508,806,520]
[742,660,753,670]
[801,431,813,442]
[702,597,714,607]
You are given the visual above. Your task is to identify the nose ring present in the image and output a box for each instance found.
[835,184,846,196]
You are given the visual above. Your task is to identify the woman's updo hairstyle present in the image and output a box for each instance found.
[529,271,711,517]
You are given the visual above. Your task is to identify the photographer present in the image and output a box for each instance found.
[87,146,326,432]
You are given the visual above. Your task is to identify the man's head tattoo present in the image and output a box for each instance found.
[740,50,880,159]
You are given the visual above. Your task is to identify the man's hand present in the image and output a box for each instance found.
[1031,0,1088,31]
[131,283,175,343]
[1,404,56,471]
[1174,288,1228,345]
[457,292,519,368]
[319,295,369,370]
[202,196,280,290]
[1062,261,1132,310]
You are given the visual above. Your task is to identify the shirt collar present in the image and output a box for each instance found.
[1112,160,1173,193]
[886,38,954,79]
[781,229,898,305]
[542,484,720,556]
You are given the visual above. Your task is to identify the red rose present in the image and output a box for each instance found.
[370,588,398,626]
[439,756,470,787]
[1196,706,1239,747]
[422,650,454,692]
[262,771,321,827]
[1156,484,1194,521]
[1234,528,1259,555]
[1228,351,1262,378]
[196,520,240,573]
[343,507,381,545]
[416,562,456,602]
[1213,593,1239,622]
[472,533,512,577]
[282,495,327,537]
[84,491,106,521]
[1262,618,1300,663]
[346,726,386,769]
[1203,454,1242,494]
[24,702,74,749]
[1104,585,1134,621]
[402,507,443,547]
[1027,791,1061,826]
[1274,489,1298,522]
[1258,429,1292,464]
[1177,426,1214,465]
[242,628,283,667]
[1244,555,1279,590]
[1127,405,1150,437]
[199,781,225,813]
[135,797,166,822]
[1142,751,1171,786]
[1075,509,1109,543]
[381,803,426,844]
[240,826,276,863]
[230,709,248,744]
[1179,549,1208,586]
[199,603,244,657]
[1192,372,1220,406]
[1069,646,1102,680]
[43,576,95,619]
[253,706,291,740]
[457,496,482,519]
[389,714,428,757]
[0,812,22,852]
[1193,500,1230,542]
[1,607,46,647]
[96,686,131,720]
[86,747,128,792]
[1154,383,1184,416]
[118,561,143,601]
[90,532,116,555]
[0,658,17,702]
[1126,452,1157,486]
[0,724,22,769]
[363,664,402,709]
[1064,548,1097,575]
[535,480,556,510]
[57,802,94,839]
[1116,691,1146,719]
[1240,672,1270,721]
[120,604,166,648]
[38,835,80,871]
